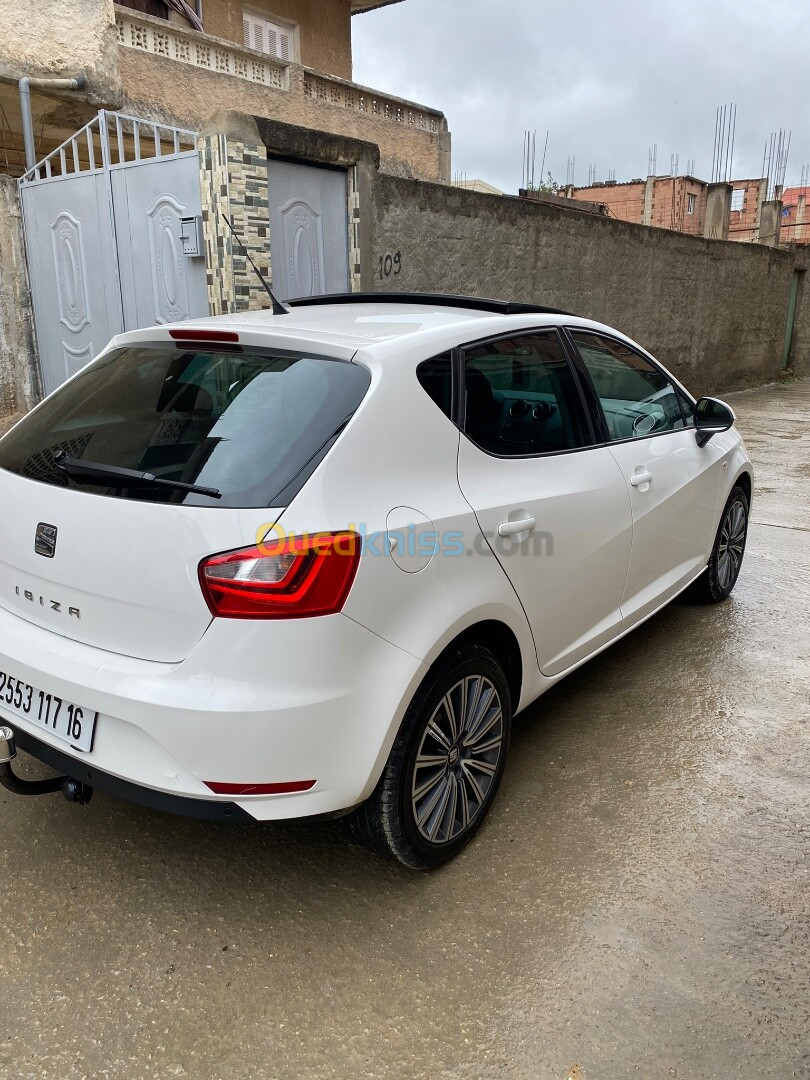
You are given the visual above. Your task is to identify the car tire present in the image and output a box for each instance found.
[345,644,512,869]
[686,484,750,604]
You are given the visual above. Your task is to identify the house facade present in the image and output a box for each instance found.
[0,0,451,418]
[0,0,449,182]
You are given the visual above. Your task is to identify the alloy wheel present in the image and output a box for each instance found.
[717,498,747,591]
[411,675,505,845]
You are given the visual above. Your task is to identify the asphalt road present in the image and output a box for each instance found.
[0,381,808,1080]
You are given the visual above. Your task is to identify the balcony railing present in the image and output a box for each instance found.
[115,8,288,89]
[301,72,444,134]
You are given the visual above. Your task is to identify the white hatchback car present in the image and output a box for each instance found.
[0,295,752,867]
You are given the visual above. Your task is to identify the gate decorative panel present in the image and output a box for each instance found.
[51,211,91,335]
[278,198,325,298]
[112,153,206,330]
[20,170,121,395]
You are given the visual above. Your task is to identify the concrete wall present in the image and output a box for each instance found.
[366,176,807,394]
[0,0,120,99]
[202,0,353,80]
[788,265,810,377]
[118,46,447,180]
[0,176,38,417]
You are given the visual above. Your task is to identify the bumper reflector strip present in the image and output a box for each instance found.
[204,780,316,796]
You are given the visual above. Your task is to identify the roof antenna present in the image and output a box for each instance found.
[218,211,288,316]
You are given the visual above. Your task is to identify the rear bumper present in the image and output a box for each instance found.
[9,725,253,821]
[0,605,426,821]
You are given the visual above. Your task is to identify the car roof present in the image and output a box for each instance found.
[116,300,599,357]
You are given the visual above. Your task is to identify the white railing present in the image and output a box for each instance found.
[19,111,197,185]
[115,8,288,90]
[302,72,445,134]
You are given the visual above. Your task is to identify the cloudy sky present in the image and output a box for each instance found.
[352,0,809,193]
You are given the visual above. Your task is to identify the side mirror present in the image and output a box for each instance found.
[694,397,735,447]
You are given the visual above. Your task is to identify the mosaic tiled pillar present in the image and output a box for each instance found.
[198,134,271,315]
[348,165,362,293]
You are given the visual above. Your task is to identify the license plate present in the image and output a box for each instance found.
[0,668,97,753]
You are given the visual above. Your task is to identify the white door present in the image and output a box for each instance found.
[568,329,724,621]
[456,330,633,678]
[267,159,349,301]
[20,172,123,396]
[110,152,208,330]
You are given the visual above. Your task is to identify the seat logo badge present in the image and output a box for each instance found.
[34,523,58,559]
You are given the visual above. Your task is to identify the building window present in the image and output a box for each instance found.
[243,9,295,61]
[730,188,745,212]
[687,193,696,215]
[119,0,169,18]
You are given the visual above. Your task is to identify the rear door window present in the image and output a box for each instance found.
[0,346,370,507]
[462,332,593,456]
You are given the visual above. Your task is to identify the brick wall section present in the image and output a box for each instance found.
[198,134,272,313]
[367,176,809,394]
[570,177,707,236]
[728,180,767,243]
[569,181,646,225]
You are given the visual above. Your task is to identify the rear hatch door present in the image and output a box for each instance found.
[0,337,369,662]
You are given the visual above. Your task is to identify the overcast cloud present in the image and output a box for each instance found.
[352,0,809,192]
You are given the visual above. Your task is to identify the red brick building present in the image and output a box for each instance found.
[779,186,810,245]
[564,175,773,244]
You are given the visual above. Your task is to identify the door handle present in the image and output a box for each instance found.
[629,469,653,488]
[498,515,536,537]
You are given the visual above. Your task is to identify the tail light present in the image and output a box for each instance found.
[199,532,360,619]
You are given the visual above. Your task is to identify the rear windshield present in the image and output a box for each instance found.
[0,345,370,508]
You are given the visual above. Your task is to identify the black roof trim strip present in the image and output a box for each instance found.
[287,292,576,317]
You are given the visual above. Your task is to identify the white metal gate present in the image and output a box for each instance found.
[19,112,208,395]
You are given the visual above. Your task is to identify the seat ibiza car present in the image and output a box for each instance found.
[0,294,752,867]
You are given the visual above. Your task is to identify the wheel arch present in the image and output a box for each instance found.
[424,619,525,716]
[733,468,753,506]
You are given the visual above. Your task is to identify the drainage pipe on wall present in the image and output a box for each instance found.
[19,75,87,173]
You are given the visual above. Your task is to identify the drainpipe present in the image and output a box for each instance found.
[19,75,87,172]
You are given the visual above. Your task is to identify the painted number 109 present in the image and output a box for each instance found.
[378,251,402,279]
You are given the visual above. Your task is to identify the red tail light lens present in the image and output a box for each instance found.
[199,532,360,619]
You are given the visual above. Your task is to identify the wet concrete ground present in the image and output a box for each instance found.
[0,381,808,1080]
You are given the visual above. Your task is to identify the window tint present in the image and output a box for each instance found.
[462,332,591,456]
[569,331,688,441]
[416,352,453,420]
[0,346,370,508]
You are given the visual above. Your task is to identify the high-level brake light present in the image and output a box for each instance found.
[169,329,240,342]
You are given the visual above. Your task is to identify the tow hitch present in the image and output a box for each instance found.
[0,725,93,804]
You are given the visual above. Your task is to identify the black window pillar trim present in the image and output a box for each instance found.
[451,345,466,429]
[559,326,612,444]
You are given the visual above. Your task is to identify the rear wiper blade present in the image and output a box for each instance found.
[52,450,222,499]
